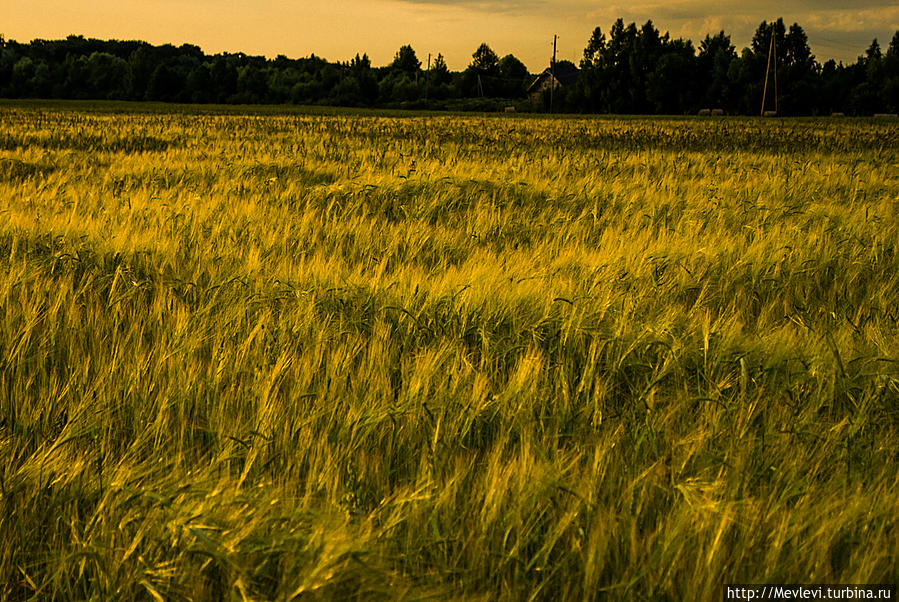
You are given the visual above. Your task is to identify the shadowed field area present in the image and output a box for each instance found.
[1,103,898,600]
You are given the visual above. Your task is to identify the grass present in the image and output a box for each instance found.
[1,101,898,600]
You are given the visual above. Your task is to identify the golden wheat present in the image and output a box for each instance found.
[1,101,898,600]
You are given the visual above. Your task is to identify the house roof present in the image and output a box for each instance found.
[526,64,579,94]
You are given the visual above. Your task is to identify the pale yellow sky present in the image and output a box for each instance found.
[3,1,897,70]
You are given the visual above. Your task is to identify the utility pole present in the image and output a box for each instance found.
[425,53,431,105]
[550,34,557,114]
[761,23,778,116]
[773,31,778,115]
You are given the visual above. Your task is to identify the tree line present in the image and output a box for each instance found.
[569,19,898,115]
[0,35,528,111]
[1,19,897,115]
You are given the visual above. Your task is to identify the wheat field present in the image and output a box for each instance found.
[1,102,898,600]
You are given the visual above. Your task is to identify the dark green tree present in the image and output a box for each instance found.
[391,45,421,75]
[209,57,238,103]
[779,23,818,114]
[430,53,451,85]
[698,31,736,109]
[350,53,378,104]
[458,43,500,97]
[574,27,610,112]
[85,52,128,99]
[235,63,269,103]
[848,39,884,114]
[0,42,15,93]
[866,38,882,62]
[884,31,899,111]
[605,19,640,112]
[784,23,813,66]
[647,39,697,114]
[185,64,213,103]
[498,54,529,96]
[820,59,848,114]
[582,27,607,68]
[499,54,528,80]
[351,52,370,70]
[471,43,499,76]
[145,63,183,101]
[729,19,789,114]
[11,56,34,96]
[426,53,452,99]
[126,47,154,100]
[751,19,786,60]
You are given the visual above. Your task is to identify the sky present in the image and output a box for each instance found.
[3,1,898,71]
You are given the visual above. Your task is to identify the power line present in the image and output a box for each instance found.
[812,33,879,50]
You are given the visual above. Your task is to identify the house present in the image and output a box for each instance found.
[526,62,579,98]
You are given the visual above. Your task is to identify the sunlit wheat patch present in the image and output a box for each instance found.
[1,105,898,600]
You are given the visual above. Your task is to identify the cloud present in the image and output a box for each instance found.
[568,0,898,61]
[581,0,895,21]
[390,0,546,12]
[387,0,898,64]
[393,0,899,16]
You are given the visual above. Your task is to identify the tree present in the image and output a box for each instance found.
[431,53,450,85]
[4,25,886,114]
[350,53,371,71]
[784,23,813,67]
[698,31,736,109]
[820,59,849,114]
[605,19,640,112]
[145,63,183,101]
[751,19,786,61]
[648,39,697,114]
[382,48,422,104]
[575,26,613,112]
[850,39,885,114]
[577,18,676,113]
[236,63,269,103]
[865,39,882,63]
[207,57,237,103]
[606,19,630,61]
[471,43,499,76]
[890,31,899,58]
[458,43,501,97]
[780,23,818,114]
[425,53,452,99]
[379,71,419,103]
[391,45,420,74]
[582,27,606,68]
[738,19,789,114]
[186,64,213,103]
[85,52,128,99]
[499,54,528,80]
[11,56,34,96]
[699,31,734,58]
[350,53,378,104]
[125,46,154,100]
[0,44,15,93]
[497,53,529,96]
[883,31,899,112]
